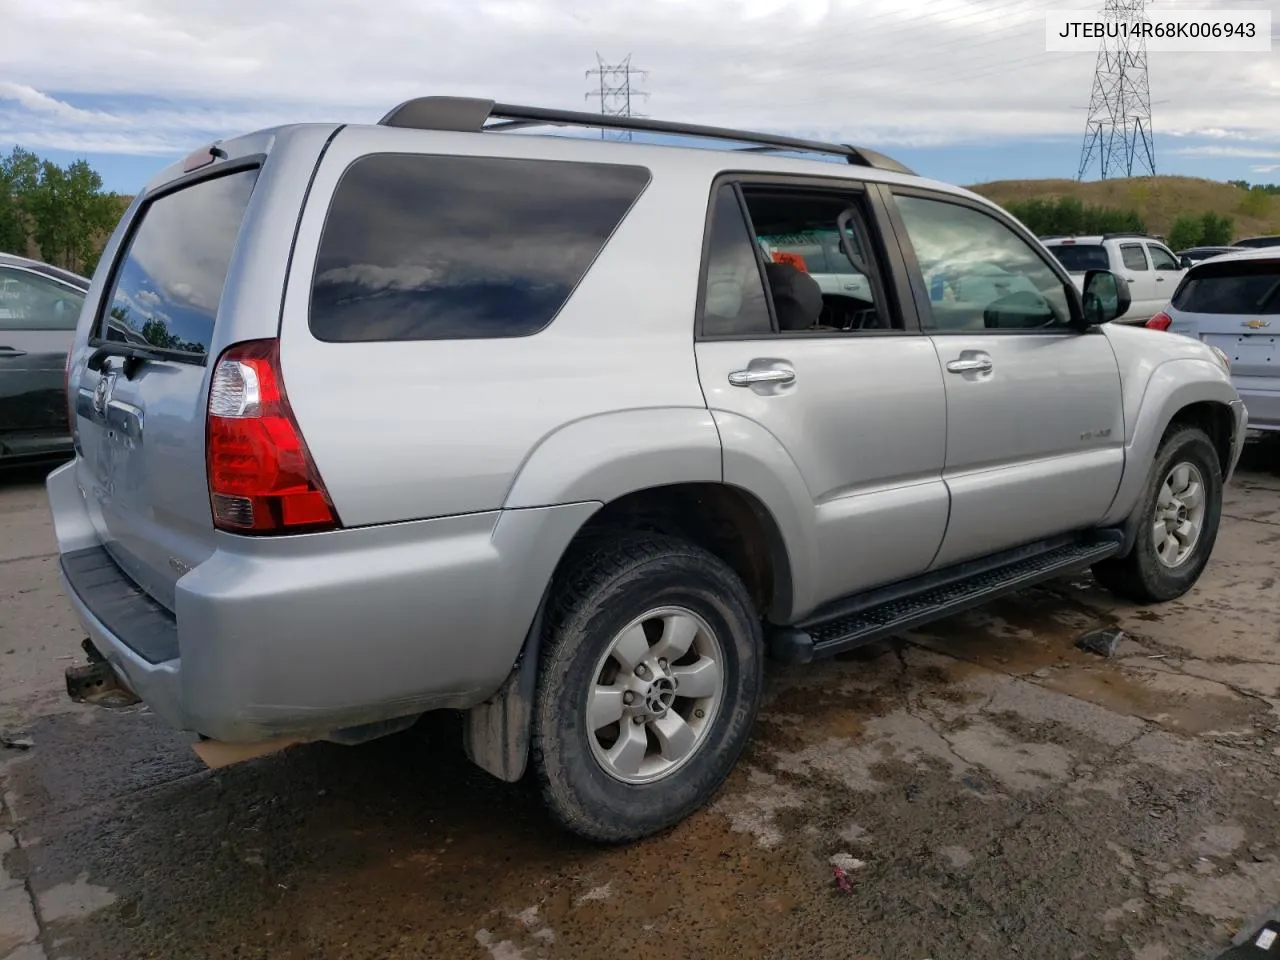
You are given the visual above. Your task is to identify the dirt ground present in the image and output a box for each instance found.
[2,444,1279,960]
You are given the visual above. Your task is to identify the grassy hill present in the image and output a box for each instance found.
[966,176,1280,242]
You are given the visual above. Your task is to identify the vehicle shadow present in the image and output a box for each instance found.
[0,457,69,489]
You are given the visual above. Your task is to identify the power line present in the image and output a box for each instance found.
[585,54,648,141]
[1077,0,1156,180]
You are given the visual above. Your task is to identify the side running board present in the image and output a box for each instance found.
[770,537,1121,664]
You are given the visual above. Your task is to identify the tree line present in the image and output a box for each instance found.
[0,147,127,277]
[1003,196,1147,238]
[1004,195,1237,252]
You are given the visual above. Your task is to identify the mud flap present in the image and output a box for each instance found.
[462,590,548,783]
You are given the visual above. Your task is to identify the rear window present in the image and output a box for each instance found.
[1047,244,1108,272]
[100,168,259,358]
[309,154,651,342]
[1173,260,1280,315]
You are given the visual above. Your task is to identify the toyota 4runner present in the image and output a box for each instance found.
[50,97,1247,843]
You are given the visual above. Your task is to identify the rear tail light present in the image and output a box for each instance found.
[1146,311,1172,331]
[206,339,339,534]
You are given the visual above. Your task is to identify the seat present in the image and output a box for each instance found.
[764,262,824,331]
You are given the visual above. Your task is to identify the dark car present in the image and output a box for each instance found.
[1232,235,1280,250]
[0,253,89,467]
[1177,245,1248,265]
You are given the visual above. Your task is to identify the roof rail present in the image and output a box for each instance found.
[1100,233,1152,241]
[377,96,916,176]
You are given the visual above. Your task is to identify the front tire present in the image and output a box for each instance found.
[531,532,764,843]
[1092,426,1223,604]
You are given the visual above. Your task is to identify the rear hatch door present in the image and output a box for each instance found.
[1168,258,1280,378]
[72,163,262,611]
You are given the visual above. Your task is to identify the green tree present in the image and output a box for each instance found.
[1199,212,1234,246]
[25,158,119,275]
[1166,214,1204,252]
[0,147,41,256]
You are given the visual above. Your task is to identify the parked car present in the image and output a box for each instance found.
[1041,234,1187,324]
[1233,235,1280,250]
[1146,247,1279,432]
[1177,245,1248,265]
[52,97,1245,844]
[0,253,89,467]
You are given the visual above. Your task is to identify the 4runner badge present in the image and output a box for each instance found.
[1243,319,1271,329]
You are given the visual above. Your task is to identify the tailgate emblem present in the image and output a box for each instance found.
[1243,319,1271,329]
[93,372,116,417]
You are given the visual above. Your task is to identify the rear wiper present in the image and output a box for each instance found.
[86,341,200,376]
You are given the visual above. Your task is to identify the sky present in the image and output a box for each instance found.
[3,0,1280,193]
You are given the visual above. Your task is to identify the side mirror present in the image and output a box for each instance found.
[1179,256,1193,270]
[1080,269,1130,326]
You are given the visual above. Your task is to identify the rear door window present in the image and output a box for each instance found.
[100,168,260,358]
[1173,261,1280,314]
[1120,244,1150,271]
[309,155,650,342]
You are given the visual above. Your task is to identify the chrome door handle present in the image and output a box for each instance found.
[728,367,795,387]
[0,346,26,358]
[946,357,993,374]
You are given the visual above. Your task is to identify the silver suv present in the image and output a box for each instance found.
[51,97,1246,843]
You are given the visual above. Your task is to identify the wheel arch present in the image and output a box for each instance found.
[465,479,797,785]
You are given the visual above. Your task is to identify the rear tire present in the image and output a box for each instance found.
[1092,426,1223,604]
[531,532,763,843]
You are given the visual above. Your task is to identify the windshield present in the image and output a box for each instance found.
[1046,244,1109,272]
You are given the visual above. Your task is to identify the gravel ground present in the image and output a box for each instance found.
[2,443,1279,960]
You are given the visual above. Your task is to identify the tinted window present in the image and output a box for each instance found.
[0,269,85,331]
[1048,244,1109,272]
[894,195,1071,331]
[101,168,259,357]
[1173,261,1280,315]
[310,155,649,342]
[1120,244,1149,271]
[1235,237,1280,249]
[700,185,773,337]
[1148,244,1179,271]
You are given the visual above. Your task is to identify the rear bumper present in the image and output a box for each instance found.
[47,460,598,743]
[1234,377,1279,432]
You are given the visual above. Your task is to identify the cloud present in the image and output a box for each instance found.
[0,0,1277,167]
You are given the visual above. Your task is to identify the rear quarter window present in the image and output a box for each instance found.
[1173,261,1280,314]
[309,154,651,342]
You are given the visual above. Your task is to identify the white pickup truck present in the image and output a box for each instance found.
[1041,234,1188,324]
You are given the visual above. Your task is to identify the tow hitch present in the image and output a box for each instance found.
[65,639,142,708]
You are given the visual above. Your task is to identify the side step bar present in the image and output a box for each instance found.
[770,537,1121,664]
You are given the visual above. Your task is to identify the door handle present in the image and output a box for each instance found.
[946,357,993,374]
[728,367,795,387]
[0,346,26,358]
[1156,276,1166,282]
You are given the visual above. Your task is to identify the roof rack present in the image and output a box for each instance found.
[377,96,916,176]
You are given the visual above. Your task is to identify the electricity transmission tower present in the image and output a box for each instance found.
[585,54,648,140]
[1076,0,1156,180]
